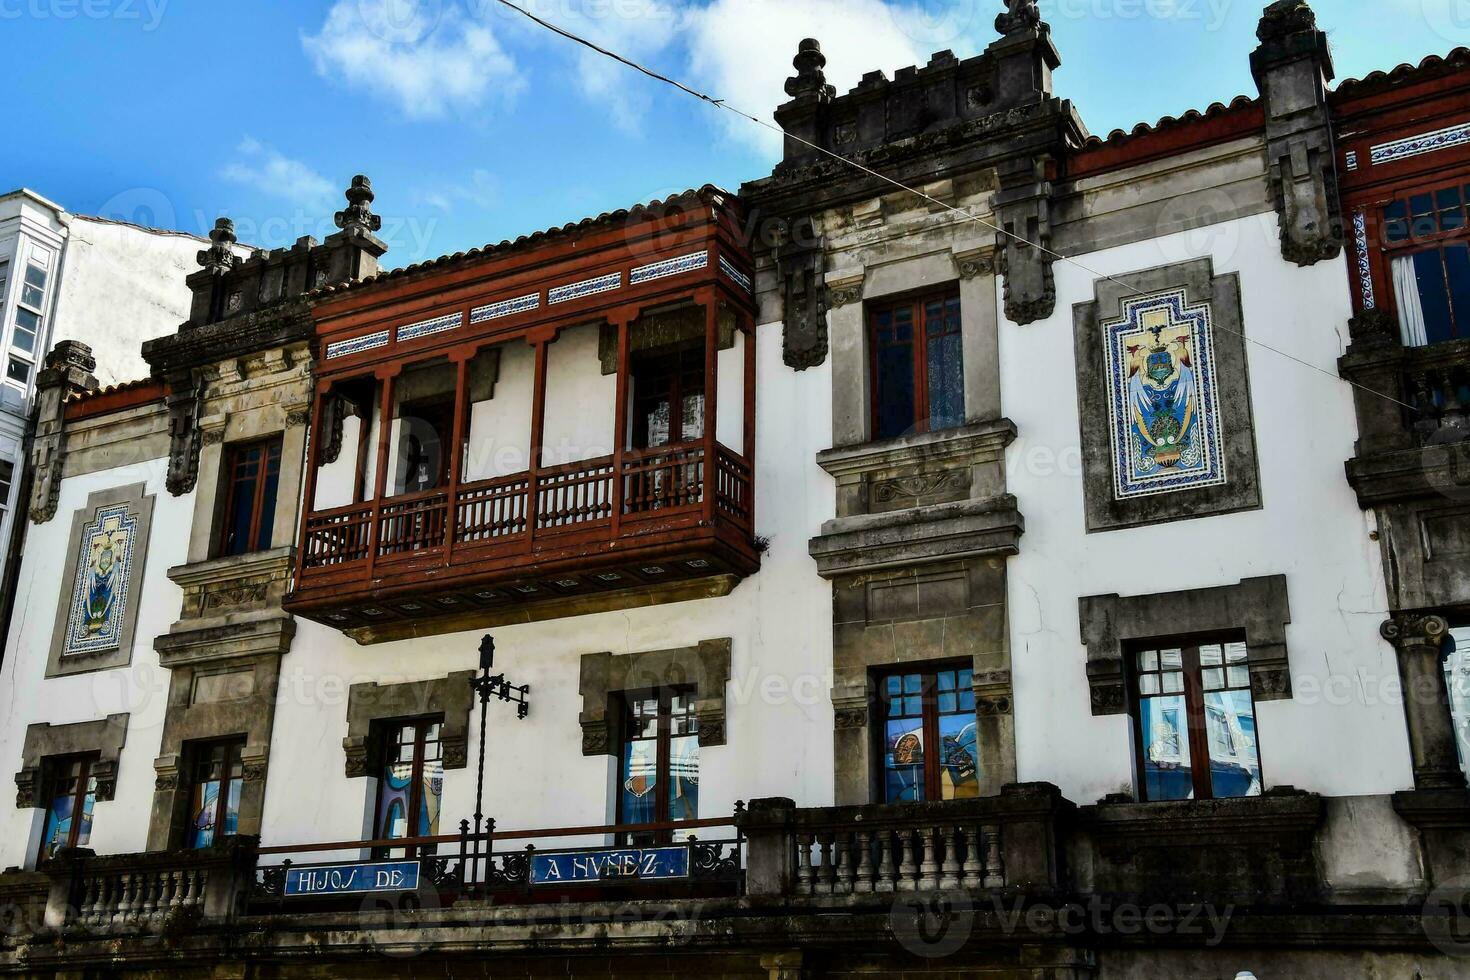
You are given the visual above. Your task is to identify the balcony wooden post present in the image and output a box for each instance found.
[444,351,472,566]
[702,290,719,525]
[364,368,398,580]
[294,379,330,578]
[743,315,757,532]
[526,330,554,546]
[610,313,632,536]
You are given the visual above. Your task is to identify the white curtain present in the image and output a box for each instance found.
[1393,254,1429,347]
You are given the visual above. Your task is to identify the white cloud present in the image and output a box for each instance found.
[302,0,522,120]
[684,0,983,156]
[220,137,336,206]
[414,167,502,211]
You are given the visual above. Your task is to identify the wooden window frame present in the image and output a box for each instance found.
[1380,179,1470,341]
[371,716,442,858]
[187,737,245,849]
[616,686,698,844]
[1127,631,1260,802]
[39,754,97,860]
[216,436,284,557]
[630,341,707,451]
[873,664,977,804]
[866,288,963,441]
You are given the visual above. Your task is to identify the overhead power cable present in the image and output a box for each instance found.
[489,0,1419,416]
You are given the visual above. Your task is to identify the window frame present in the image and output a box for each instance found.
[370,716,443,858]
[1127,630,1263,802]
[873,664,980,804]
[1372,179,1470,343]
[616,686,699,844]
[866,287,964,442]
[39,753,98,862]
[216,436,284,557]
[186,737,245,850]
[630,340,707,451]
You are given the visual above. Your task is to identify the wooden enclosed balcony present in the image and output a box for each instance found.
[285,188,760,642]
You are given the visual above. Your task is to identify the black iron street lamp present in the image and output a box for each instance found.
[463,633,530,890]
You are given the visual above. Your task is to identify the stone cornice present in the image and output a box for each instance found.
[816,418,1017,478]
[808,495,1024,577]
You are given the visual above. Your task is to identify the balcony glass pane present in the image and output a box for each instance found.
[1203,689,1262,798]
[884,717,926,803]
[1139,695,1193,801]
[925,295,964,432]
[1413,249,1455,345]
[938,703,979,800]
[873,305,916,440]
[621,739,657,824]
[1445,244,1470,340]
[667,733,699,822]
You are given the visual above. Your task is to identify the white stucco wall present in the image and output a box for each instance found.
[0,456,190,867]
[464,339,535,481]
[1001,211,1407,804]
[542,322,616,467]
[51,218,200,386]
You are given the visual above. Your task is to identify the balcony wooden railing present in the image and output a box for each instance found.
[301,440,752,575]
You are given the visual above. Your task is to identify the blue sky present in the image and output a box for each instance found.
[2,0,1464,267]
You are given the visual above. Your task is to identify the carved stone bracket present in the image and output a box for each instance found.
[994,167,1056,325]
[772,216,828,370]
[955,246,997,280]
[825,272,865,309]
[164,372,203,496]
[579,639,733,755]
[27,341,99,524]
[1079,576,1293,716]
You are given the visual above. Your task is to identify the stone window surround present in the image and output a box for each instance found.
[1078,574,1293,717]
[45,483,155,679]
[342,672,475,778]
[1071,256,1262,533]
[578,639,732,756]
[14,713,129,809]
[825,245,1001,449]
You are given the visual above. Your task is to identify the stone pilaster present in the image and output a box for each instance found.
[1382,613,1465,791]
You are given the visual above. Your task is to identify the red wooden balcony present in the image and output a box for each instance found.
[285,188,760,642]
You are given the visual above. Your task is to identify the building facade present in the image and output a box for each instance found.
[0,3,1467,977]
[0,190,222,655]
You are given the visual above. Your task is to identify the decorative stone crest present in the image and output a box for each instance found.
[165,379,203,496]
[334,174,383,238]
[995,0,1041,36]
[770,216,828,370]
[196,218,242,277]
[28,341,98,524]
[785,38,835,103]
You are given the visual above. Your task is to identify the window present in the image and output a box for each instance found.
[1382,182,1470,345]
[618,689,699,843]
[10,245,51,371]
[631,341,706,450]
[372,719,443,857]
[0,459,13,523]
[217,438,283,556]
[879,668,980,803]
[1131,638,1262,801]
[1446,626,1470,784]
[40,755,98,861]
[868,290,964,441]
[5,357,29,387]
[187,739,244,849]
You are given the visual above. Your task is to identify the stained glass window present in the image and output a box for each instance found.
[373,720,443,858]
[1133,639,1261,801]
[868,290,965,441]
[40,756,97,861]
[880,668,980,803]
[187,740,244,849]
[619,688,699,844]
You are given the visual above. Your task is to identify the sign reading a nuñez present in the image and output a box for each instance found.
[283,860,421,896]
[531,845,689,885]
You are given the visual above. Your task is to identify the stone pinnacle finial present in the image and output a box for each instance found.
[1256,0,1316,42]
[785,38,835,102]
[335,174,383,237]
[44,339,97,375]
[196,217,241,276]
[995,0,1040,35]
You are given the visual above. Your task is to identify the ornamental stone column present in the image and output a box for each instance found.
[1382,613,1465,790]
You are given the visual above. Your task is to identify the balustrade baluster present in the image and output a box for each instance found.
[831,832,851,895]
[983,825,1004,889]
[896,829,919,892]
[817,833,836,895]
[960,825,983,887]
[939,827,962,889]
[875,830,898,893]
[853,830,875,894]
[79,875,100,925]
[137,872,158,918]
[795,833,814,894]
[917,827,941,888]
